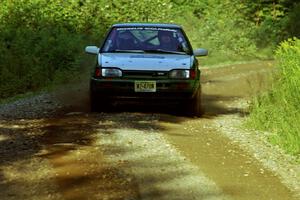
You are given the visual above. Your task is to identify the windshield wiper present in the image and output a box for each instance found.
[106,49,187,55]
[107,49,145,53]
[143,49,187,55]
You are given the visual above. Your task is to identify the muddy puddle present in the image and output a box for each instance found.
[38,115,141,200]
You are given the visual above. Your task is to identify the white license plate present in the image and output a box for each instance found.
[134,81,156,92]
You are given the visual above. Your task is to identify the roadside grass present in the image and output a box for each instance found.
[0,66,88,106]
[0,91,41,105]
[247,38,300,157]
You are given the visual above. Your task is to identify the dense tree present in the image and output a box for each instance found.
[240,0,300,46]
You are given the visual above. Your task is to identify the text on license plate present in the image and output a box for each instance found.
[134,81,156,92]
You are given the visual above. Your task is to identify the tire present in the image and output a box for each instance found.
[90,91,100,112]
[187,86,203,117]
[90,91,112,112]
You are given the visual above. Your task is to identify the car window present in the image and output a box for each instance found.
[102,27,192,54]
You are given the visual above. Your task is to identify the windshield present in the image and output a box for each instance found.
[102,27,192,54]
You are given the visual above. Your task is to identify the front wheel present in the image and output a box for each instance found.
[90,92,112,112]
[90,92,100,112]
[186,86,203,117]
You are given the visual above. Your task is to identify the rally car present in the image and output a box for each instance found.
[85,23,208,116]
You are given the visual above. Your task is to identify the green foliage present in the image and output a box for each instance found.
[0,0,172,98]
[240,0,299,47]
[174,0,258,65]
[101,0,172,23]
[0,0,298,98]
[284,3,300,39]
[247,38,300,156]
[0,0,87,98]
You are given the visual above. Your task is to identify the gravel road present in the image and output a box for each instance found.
[0,61,299,200]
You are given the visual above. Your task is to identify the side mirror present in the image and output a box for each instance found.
[193,48,208,57]
[85,46,99,55]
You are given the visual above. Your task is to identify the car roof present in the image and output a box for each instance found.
[112,23,182,29]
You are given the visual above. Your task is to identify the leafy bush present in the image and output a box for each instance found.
[0,1,86,98]
[240,0,299,48]
[247,38,300,156]
[173,0,258,65]
[0,0,172,98]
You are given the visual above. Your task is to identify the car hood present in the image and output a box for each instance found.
[100,53,192,71]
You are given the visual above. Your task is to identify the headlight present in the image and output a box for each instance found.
[169,69,190,79]
[102,68,122,77]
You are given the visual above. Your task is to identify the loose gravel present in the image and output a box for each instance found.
[95,114,231,200]
[213,99,300,198]
[0,93,61,119]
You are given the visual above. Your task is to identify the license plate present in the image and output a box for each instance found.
[134,81,156,92]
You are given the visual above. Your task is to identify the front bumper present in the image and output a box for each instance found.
[90,78,200,101]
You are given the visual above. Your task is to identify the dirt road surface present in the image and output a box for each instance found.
[0,61,299,200]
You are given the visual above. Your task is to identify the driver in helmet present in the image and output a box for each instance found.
[158,31,178,51]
